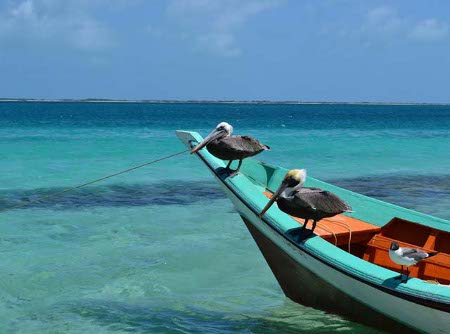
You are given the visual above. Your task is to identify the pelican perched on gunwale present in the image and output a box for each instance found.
[259,169,352,237]
[191,122,270,177]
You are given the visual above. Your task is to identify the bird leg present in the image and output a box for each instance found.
[229,159,242,178]
[394,265,403,280]
[402,267,410,283]
[299,220,315,239]
[296,219,310,241]
[311,220,318,234]
[300,219,309,230]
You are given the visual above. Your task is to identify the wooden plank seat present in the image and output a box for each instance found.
[262,192,450,283]
[363,218,450,284]
[363,234,450,284]
[262,192,381,246]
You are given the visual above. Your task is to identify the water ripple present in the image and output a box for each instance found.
[330,174,450,219]
[61,299,375,334]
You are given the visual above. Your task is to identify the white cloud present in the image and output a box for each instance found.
[359,6,450,45]
[365,6,404,35]
[11,0,34,18]
[410,19,450,42]
[164,0,284,57]
[0,0,115,52]
[356,6,407,45]
[196,32,241,57]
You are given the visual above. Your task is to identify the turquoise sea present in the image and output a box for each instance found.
[0,102,449,333]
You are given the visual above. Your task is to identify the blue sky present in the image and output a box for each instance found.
[1,0,450,102]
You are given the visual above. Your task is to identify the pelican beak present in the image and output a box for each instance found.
[259,181,288,218]
[191,129,226,154]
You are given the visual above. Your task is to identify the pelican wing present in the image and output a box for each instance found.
[239,136,270,151]
[220,136,269,152]
[292,188,352,215]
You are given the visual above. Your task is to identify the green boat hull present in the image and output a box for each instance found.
[177,130,450,334]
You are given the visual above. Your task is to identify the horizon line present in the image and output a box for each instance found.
[1,98,450,106]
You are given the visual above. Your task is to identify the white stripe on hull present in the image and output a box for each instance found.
[216,174,450,334]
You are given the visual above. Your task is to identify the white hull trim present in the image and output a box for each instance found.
[213,172,450,334]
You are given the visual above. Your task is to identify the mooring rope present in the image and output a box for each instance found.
[0,149,189,214]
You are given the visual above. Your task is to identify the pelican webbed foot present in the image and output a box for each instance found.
[226,159,242,178]
[296,228,314,242]
[287,227,314,242]
[228,170,239,178]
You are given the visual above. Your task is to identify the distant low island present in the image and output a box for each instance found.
[0,98,449,106]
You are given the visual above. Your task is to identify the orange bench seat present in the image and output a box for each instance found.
[262,192,381,246]
[262,192,450,283]
[363,218,450,284]
[363,234,450,284]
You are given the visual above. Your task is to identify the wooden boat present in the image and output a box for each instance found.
[177,131,450,334]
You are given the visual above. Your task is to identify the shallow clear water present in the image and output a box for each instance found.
[0,102,449,333]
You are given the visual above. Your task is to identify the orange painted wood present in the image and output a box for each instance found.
[435,232,450,254]
[364,234,450,284]
[262,191,381,246]
[262,192,450,283]
[423,230,439,250]
[380,217,433,247]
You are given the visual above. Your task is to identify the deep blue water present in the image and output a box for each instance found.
[2,102,450,130]
[0,102,449,333]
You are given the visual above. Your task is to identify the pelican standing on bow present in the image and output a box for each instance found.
[191,122,270,177]
[259,169,352,237]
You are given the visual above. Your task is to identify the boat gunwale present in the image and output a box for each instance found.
[250,158,450,230]
[176,130,450,313]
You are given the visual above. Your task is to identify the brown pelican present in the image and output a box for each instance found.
[191,122,269,177]
[259,169,352,237]
[389,241,438,283]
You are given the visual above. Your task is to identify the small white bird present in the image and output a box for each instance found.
[389,241,438,283]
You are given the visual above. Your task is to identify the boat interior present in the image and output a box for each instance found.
[177,131,450,287]
[263,192,450,285]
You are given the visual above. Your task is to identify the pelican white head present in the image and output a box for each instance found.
[191,122,233,154]
[215,122,233,136]
[259,169,307,217]
[283,169,307,187]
